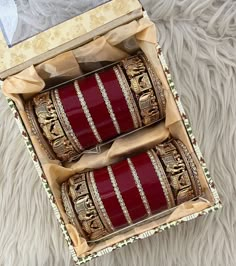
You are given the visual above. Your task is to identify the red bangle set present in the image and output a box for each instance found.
[54,68,136,150]
[25,52,166,162]
[25,51,202,243]
[61,139,202,242]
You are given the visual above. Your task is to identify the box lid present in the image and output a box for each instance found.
[0,0,142,79]
[0,0,111,47]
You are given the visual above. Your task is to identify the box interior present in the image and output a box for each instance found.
[2,17,216,257]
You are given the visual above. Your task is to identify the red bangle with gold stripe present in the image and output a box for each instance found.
[26,52,166,162]
[61,139,202,242]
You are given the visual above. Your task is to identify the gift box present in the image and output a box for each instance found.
[0,0,222,264]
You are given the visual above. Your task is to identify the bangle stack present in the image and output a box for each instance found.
[61,139,202,242]
[25,52,166,162]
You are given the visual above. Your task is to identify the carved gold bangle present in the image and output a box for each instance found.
[26,52,167,163]
[25,100,56,160]
[155,139,201,205]
[172,140,202,197]
[63,174,109,241]
[138,53,166,119]
[61,181,87,238]
[120,52,166,125]
[27,91,79,162]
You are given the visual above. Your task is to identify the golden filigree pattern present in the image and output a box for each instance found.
[63,174,108,241]
[31,92,78,161]
[120,53,166,125]
[155,140,201,205]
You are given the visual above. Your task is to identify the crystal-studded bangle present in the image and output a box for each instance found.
[51,89,83,153]
[87,171,115,233]
[61,139,201,242]
[113,65,142,129]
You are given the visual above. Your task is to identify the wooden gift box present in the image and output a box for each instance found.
[0,0,221,264]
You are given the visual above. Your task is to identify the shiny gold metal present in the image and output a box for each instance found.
[63,174,109,241]
[25,100,56,160]
[173,140,202,197]
[61,182,86,238]
[122,55,146,78]
[138,53,166,119]
[30,91,78,161]
[120,53,166,126]
[155,140,201,205]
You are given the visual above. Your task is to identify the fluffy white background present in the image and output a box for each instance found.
[1,0,236,265]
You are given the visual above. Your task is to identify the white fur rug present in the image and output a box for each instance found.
[1,0,236,265]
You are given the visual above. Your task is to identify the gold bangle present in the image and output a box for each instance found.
[63,174,109,241]
[29,91,79,162]
[25,99,57,160]
[61,181,87,238]
[155,139,201,205]
[120,52,166,125]
[138,52,166,119]
[172,140,202,197]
